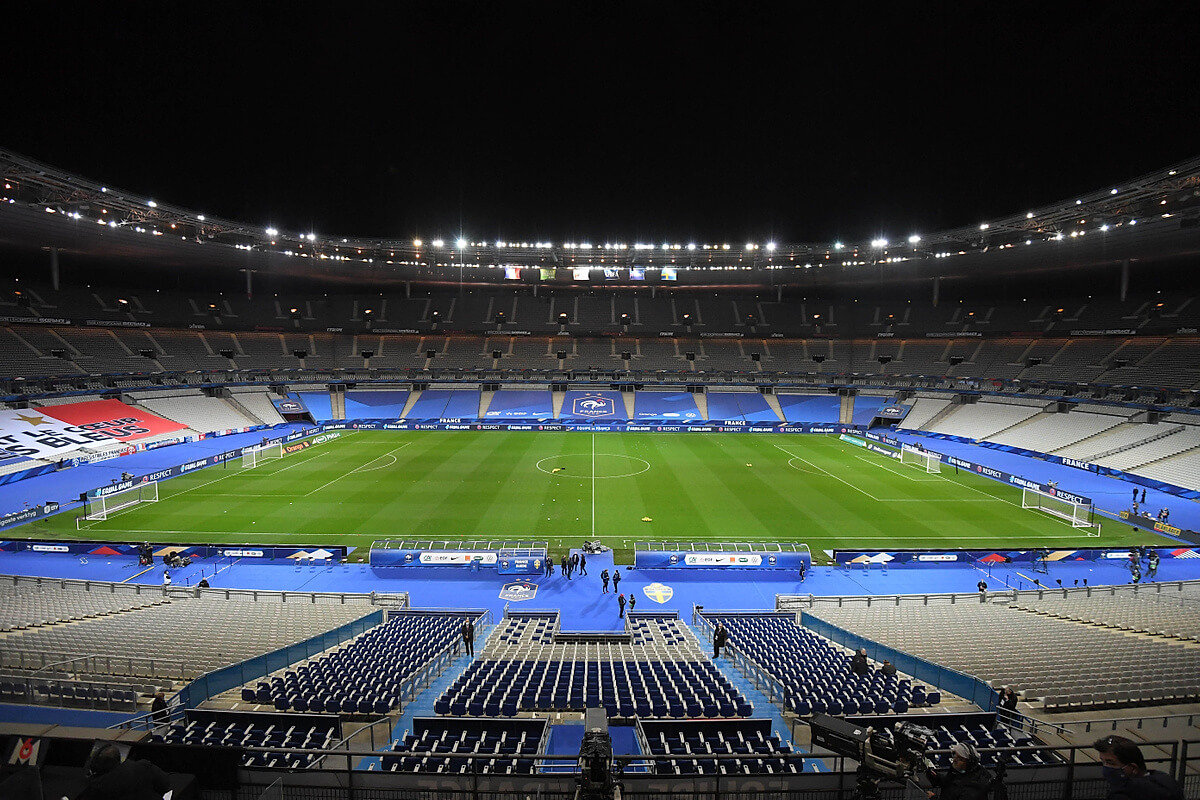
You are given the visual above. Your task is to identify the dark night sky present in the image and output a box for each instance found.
[6,2,1198,246]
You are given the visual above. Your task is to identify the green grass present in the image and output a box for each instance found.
[31,430,1167,562]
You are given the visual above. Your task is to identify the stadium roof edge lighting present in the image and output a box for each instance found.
[2,146,1200,275]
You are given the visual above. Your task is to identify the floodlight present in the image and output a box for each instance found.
[687,243,696,250]
[413,238,423,247]
[908,235,920,244]
[147,200,157,208]
[457,238,467,248]
[266,228,278,237]
[197,215,205,221]
[766,242,776,251]
[432,239,444,247]
[979,223,989,231]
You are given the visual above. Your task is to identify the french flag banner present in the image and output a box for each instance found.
[0,399,188,459]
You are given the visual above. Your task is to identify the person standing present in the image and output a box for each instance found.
[628,593,636,613]
[561,554,569,579]
[570,552,580,577]
[461,617,475,657]
[546,557,553,577]
[998,686,1018,714]
[1147,550,1160,580]
[612,569,621,594]
[579,553,588,576]
[151,692,169,727]
[713,623,729,658]
[617,593,626,618]
[1140,488,1147,505]
[977,580,988,603]
[1132,487,1138,504]
[600,569,610,593]
[851,648,870,676]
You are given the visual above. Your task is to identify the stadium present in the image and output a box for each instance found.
[2,7,1200,799]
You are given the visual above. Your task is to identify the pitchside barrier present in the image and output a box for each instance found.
[829,548,1179,569]
[370,540,548,575]
[634,542,812,570]
[0,540,349,562]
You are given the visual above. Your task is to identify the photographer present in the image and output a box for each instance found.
[925,743,994,800]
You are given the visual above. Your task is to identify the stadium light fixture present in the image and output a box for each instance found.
[265,228,278,237]
[432,239,444,248]
[147,200,157,208]
[871,238,888,248]
[197,215,205,221]
[457,238,467,248]
[908,235,920,244]
[413,238,423,247]
[687,243,696,250]
[979,223,989,231]
[766,242,776,251]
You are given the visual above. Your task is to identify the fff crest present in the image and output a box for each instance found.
[572,394,616,418]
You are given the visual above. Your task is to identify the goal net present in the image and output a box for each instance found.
[901,446,941,473]
[243,442,282,469]
[1022,487,1094,528]
[82,481,159,522]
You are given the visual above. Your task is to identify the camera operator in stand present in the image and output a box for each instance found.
[924,743,995,800]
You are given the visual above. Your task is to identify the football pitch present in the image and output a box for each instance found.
[35,431,1162,561]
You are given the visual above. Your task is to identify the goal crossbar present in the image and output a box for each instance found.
[243,441,283,470]
[82,481,159,522]
[1021,487,1094,528]
[901,445,941,473]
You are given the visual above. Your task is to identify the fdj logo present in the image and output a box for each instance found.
[572,394,616,418]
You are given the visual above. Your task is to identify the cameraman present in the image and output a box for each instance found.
[925,743,994,800]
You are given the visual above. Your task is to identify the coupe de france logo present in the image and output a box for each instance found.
[643,582,674,604]
[499,582,538,602]
[573,393,616,418]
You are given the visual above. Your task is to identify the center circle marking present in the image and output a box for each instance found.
[535,453,651,479]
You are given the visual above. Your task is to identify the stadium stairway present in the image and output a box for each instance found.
[359,619,497,770]
[683,621,826,772]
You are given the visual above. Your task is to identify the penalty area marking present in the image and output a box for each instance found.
[854,454,943,482]
[535,453,651,480]
[304,442,411,496]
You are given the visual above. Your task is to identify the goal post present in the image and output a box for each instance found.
[81,481,159,522]
[242,441,282,469]
[1021,487,1095,528]
[901,446,941,473]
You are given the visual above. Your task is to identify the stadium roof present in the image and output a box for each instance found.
[3,147,1200,288]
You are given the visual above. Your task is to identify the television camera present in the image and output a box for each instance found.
[809,714,935,799]
[575,708,622,800]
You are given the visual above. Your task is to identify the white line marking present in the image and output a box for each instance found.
[854,454,942,481]
[304,442,411,496]
[591,433,596,537]
[773,443,882,501]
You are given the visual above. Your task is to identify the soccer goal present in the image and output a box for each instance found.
[80,481,159,524]
[1021,487,1095,529]
[901,446,941,473]
[243,442,282,469]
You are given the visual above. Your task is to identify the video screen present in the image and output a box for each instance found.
[504,267,522,280]
[661,268,678,281]
[603,268,620,280]
[629,268,645,280]
[573,268,591,281]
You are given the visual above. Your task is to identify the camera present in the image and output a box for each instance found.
[576,708,621,800]
[809,714,934,797]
